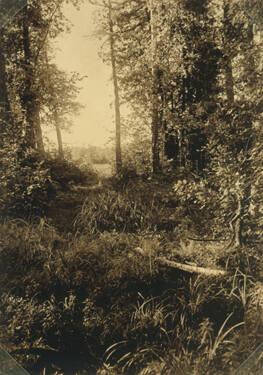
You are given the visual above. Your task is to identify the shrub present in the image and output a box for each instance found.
[0,220,62,297]
[0,144,53,218]
[0,293,88,352]
[217,245,263,277]
[1,295,48,347]
[44,157,98,190]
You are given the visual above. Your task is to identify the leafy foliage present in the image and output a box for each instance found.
[0,144,52,217]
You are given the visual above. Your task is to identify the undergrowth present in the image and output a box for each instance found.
[0,182,262,375]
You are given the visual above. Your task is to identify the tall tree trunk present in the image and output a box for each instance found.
[21,2,44,151]
[34,99,45,152]
[238,21,256,245]
[223,0,242,247]
[226,13,255,248]
[108,0,122,175]
[0,30,13,143]
[54,111,64,159]
[35,115,45,152]
[223,1,235,104]
[224,56,234,103]
[148,0,161,174]
[159,88,165,168]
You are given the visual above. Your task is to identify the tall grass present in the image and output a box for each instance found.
[0,183,262,375]
[74,190,167,234]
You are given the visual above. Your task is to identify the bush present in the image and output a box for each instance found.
[217,245,263,277]
[0,220,62,296]
[0,144,53,218]
[44,157,98,190]
[0,141,98,219]
[0,293,98,353]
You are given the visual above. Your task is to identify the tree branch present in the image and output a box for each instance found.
[133,247,228,277]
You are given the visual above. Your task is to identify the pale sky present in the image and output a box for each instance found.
[47,1,114,148]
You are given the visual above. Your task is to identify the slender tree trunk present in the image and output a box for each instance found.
[223,1,242,247]
[238,21,256,245]
[21,2,44,151]
[22,3,35,148]
[0,30,13,142]
[54,111,64,159]
[223,1,235,104]
[159,89,166,168]
[224,5,255,247]
[34,100,45,152]
[108,0,122,175]
[224,56,234,103]
[229,192,242,248]
[148,0,161,174]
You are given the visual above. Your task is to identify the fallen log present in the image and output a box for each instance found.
[133,247,228,277]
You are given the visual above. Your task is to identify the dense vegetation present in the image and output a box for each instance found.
[0,0,262,374]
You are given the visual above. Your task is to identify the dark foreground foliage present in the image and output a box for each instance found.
[0,180,262,375]
[0,146,97,219]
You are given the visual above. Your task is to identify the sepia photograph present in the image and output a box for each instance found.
[0,0,262,374]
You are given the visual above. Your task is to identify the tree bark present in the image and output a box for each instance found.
[237,21,256,245]
[148,0,161,174]
[34,99,45,152]
[224,55,235,104]
[223,1,235,104]
[35,115,45,152]
[159,88,166,169]
[229,193,242,248]
[54,111,64,159]
[133,247,228,277]
[225,16,255,248]
[21,2,44,151]
[108,0,122,175]
[0,30,13,142]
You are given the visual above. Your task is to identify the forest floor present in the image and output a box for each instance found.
[46,177,227,268]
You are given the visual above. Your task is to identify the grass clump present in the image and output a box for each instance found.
[74,190,168,234]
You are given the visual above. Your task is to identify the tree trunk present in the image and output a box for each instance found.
[238,21,256,245]
[148,0,161,174]
[224,55,234,103]
[21,2,44,150]
[55,111,64,159]
[223,1,235,104]
[229,192,242,248]
[35,117,45,152]
[0,30,13,142]
[227,18,255,248]
[133,247,228,277]
[108,0,122,175]
[34,100,45,152]
[223,1,246,247]
[159,88,166,169]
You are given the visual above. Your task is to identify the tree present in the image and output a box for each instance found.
[1,0,81,151]
[0,29,14,144]
[20,1,45,150]
[146,0,162,173]
[40,63,84,159]
[89,0,125,174]
[108,0,122,174]
[202,0,262,246]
